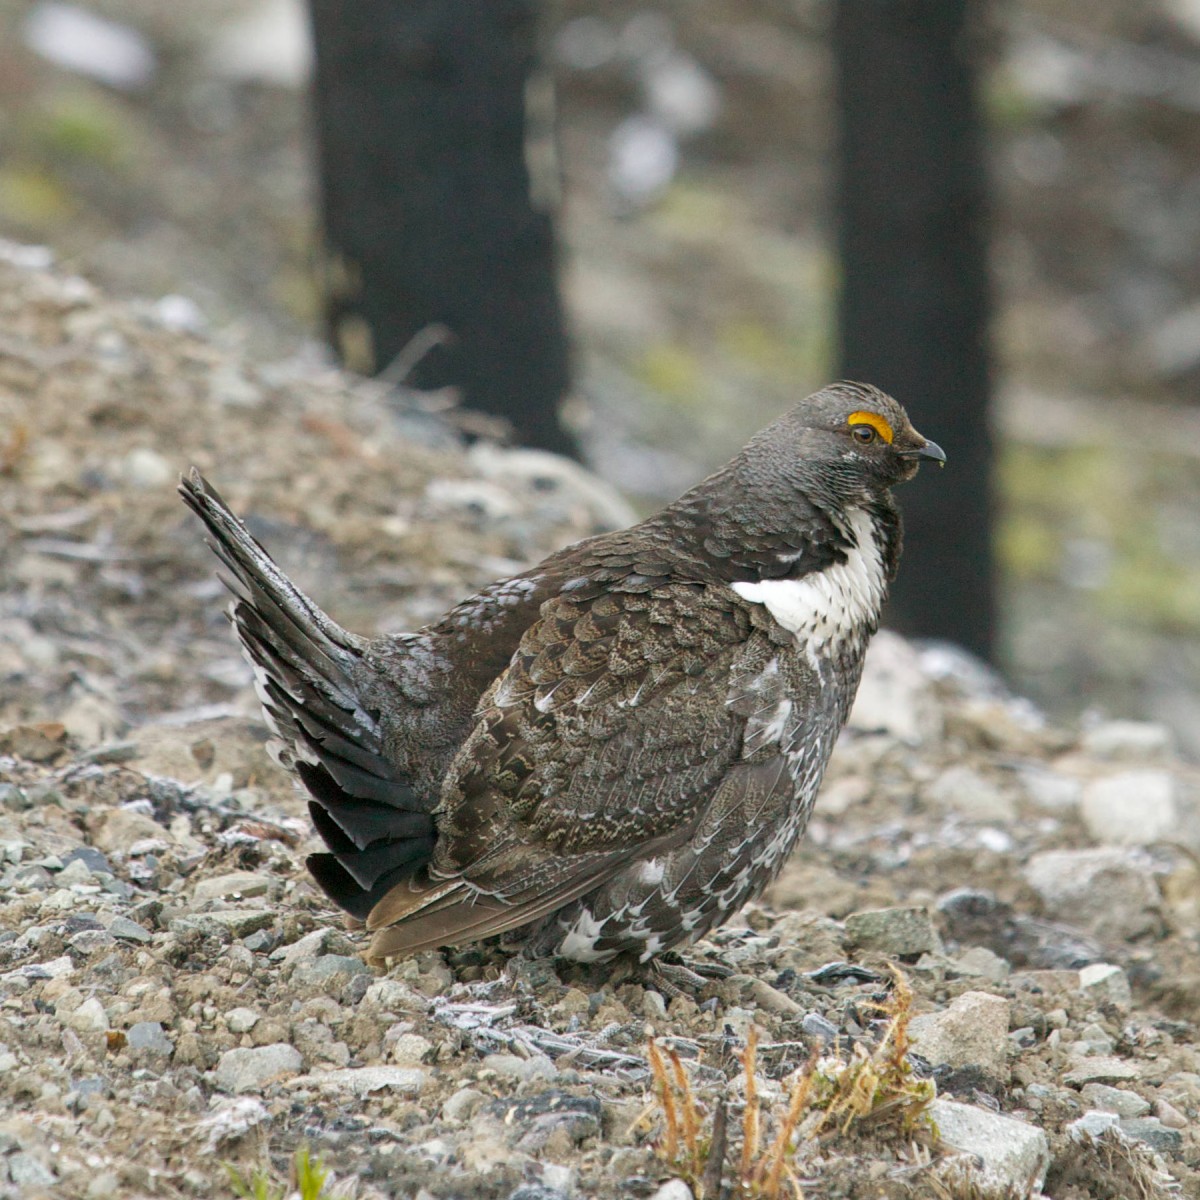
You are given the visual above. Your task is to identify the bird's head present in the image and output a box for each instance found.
[741,381,945,507]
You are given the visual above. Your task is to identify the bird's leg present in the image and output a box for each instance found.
[643,951,733,1000]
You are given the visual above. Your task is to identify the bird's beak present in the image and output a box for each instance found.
[899,436,946,467]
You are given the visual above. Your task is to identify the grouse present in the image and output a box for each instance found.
[180,382,943,971]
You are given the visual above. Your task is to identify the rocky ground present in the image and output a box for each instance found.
[3,249,1200,1199]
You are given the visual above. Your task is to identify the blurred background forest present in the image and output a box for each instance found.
[0,0,1198,755]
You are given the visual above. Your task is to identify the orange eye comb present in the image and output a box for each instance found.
[847,411,894,444]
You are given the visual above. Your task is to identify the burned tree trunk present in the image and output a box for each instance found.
[833,0,995,660]
[308,0,577,455]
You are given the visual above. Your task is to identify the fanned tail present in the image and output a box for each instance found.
[179,469,436,918]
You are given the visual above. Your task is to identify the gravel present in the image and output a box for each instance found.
[1,249,1198,1197]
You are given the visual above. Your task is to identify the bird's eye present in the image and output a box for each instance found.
[851,425,876,445]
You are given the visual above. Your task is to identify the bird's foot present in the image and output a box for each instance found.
[644,951,733,1000]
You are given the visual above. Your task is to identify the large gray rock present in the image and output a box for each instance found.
[215,1044,303,1093]
[844,906,941,957]
[930,1099,1049,1193]
[1023,848,1160,941]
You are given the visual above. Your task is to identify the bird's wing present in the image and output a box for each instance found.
[364,579,807,957]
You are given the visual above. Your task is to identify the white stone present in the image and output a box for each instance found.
[1017,766,1082,812]
[66,996,108,1033]
[296,1066,429,1097]
[650,1182,695,1200]
[215,1044,302,1093]
[1081,771,1177,845]
[480,1052,556,1083]
[1081,720,1172,760]
[1078,963,1133,1010]
[225,1007,260,1034]
[1067,1110,1121,1141]
[909,992,1011,1078]
[390,1033,433,1066]
[1080,1083,1150,1118]
[930,1100,1050,1193]
[121,447,174,489]
[848,631,942,743]
[192,872,271,902]
[928,765,1015,822]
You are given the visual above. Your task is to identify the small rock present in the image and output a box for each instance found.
[1118,1116,1183,1154]
[299,1066,429,1097]
[953,946,1010,981]
[1078,962,1132,1009]
[391,1033,433,1066]
[1079,1083,1150,1118]
[8,1152,56,1187]
[92,808,166,853]
[215,1044,303,1093]
[1016,766,1081,812]
[928,765,1014,821]
[481,1053,557,1083]
[57,857,94,886]
[1063,1056,1141,1087]
[1081,720,1171,760]
[801,1012,839,1046]
[126,1021,174,1058]
[930,1099,1049,1193]
[909,991,1011,1078]
[844,906,941,957]
[1023,848,1160,942]
[443,1086,487,1122]
[291,954,371,989]
[649,1182,695,1200]
[1068,1110,1121,1141]
[67,997,108,1033]
[108,916,151,943]
[199,909,276,938]
[276,928,337,965]
[121,446,174,489]
[1080,771,1177,846]
[0,721,67,762]
[848,630,942,743]
[1155,1098,1188,1129]
[64,847,111,876]
[226,1007,260,1035]
[191,871,271,902]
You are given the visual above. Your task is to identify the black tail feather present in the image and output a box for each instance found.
[180,469,439,915]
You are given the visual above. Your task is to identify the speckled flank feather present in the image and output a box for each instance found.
[183,382,940,967]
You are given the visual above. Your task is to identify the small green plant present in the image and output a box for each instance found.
[225,1146,332,1200]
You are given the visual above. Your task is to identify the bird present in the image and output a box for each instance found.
[180,382,943,982]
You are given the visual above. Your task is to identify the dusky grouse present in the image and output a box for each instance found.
[181,382,943,971]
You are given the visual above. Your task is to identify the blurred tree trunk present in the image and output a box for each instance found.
[308,0,577,456]
[833,0,995,661]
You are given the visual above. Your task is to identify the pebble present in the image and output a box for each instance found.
[1077,962,1132,1009]
[927,765,1015,821]
[391,1033,434,1066]
[198,909,276,938]
[191,871,271,902]
[909,991,1011,1078]
[215,1044,303,1093]
[291,954,372,989]
[225,1007,260,1035]
[299,1066,430,1097]
[1067,1110,1121,1141]
[844,905,941,957]
[1016,766,1082,812]
[1154,1097,1188,1128]
[1079,1083,1149,1117]
[927,1100,1049,1194]
[8,1152,56,1187]
[953,946,1010,981]
[1063,1056,1141,1086]
[481,1053,557,1083]
[847,631,942,743]
[1023,848,1160,941]
[121,447,174,489]
[66,997,108,1033]
[649,1182,694,1200]
[1081,720,1172,760]
[92,808,167,852]
[108,916,151,943]
[127,1021,174,1058]
[1080,771,1177,846]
